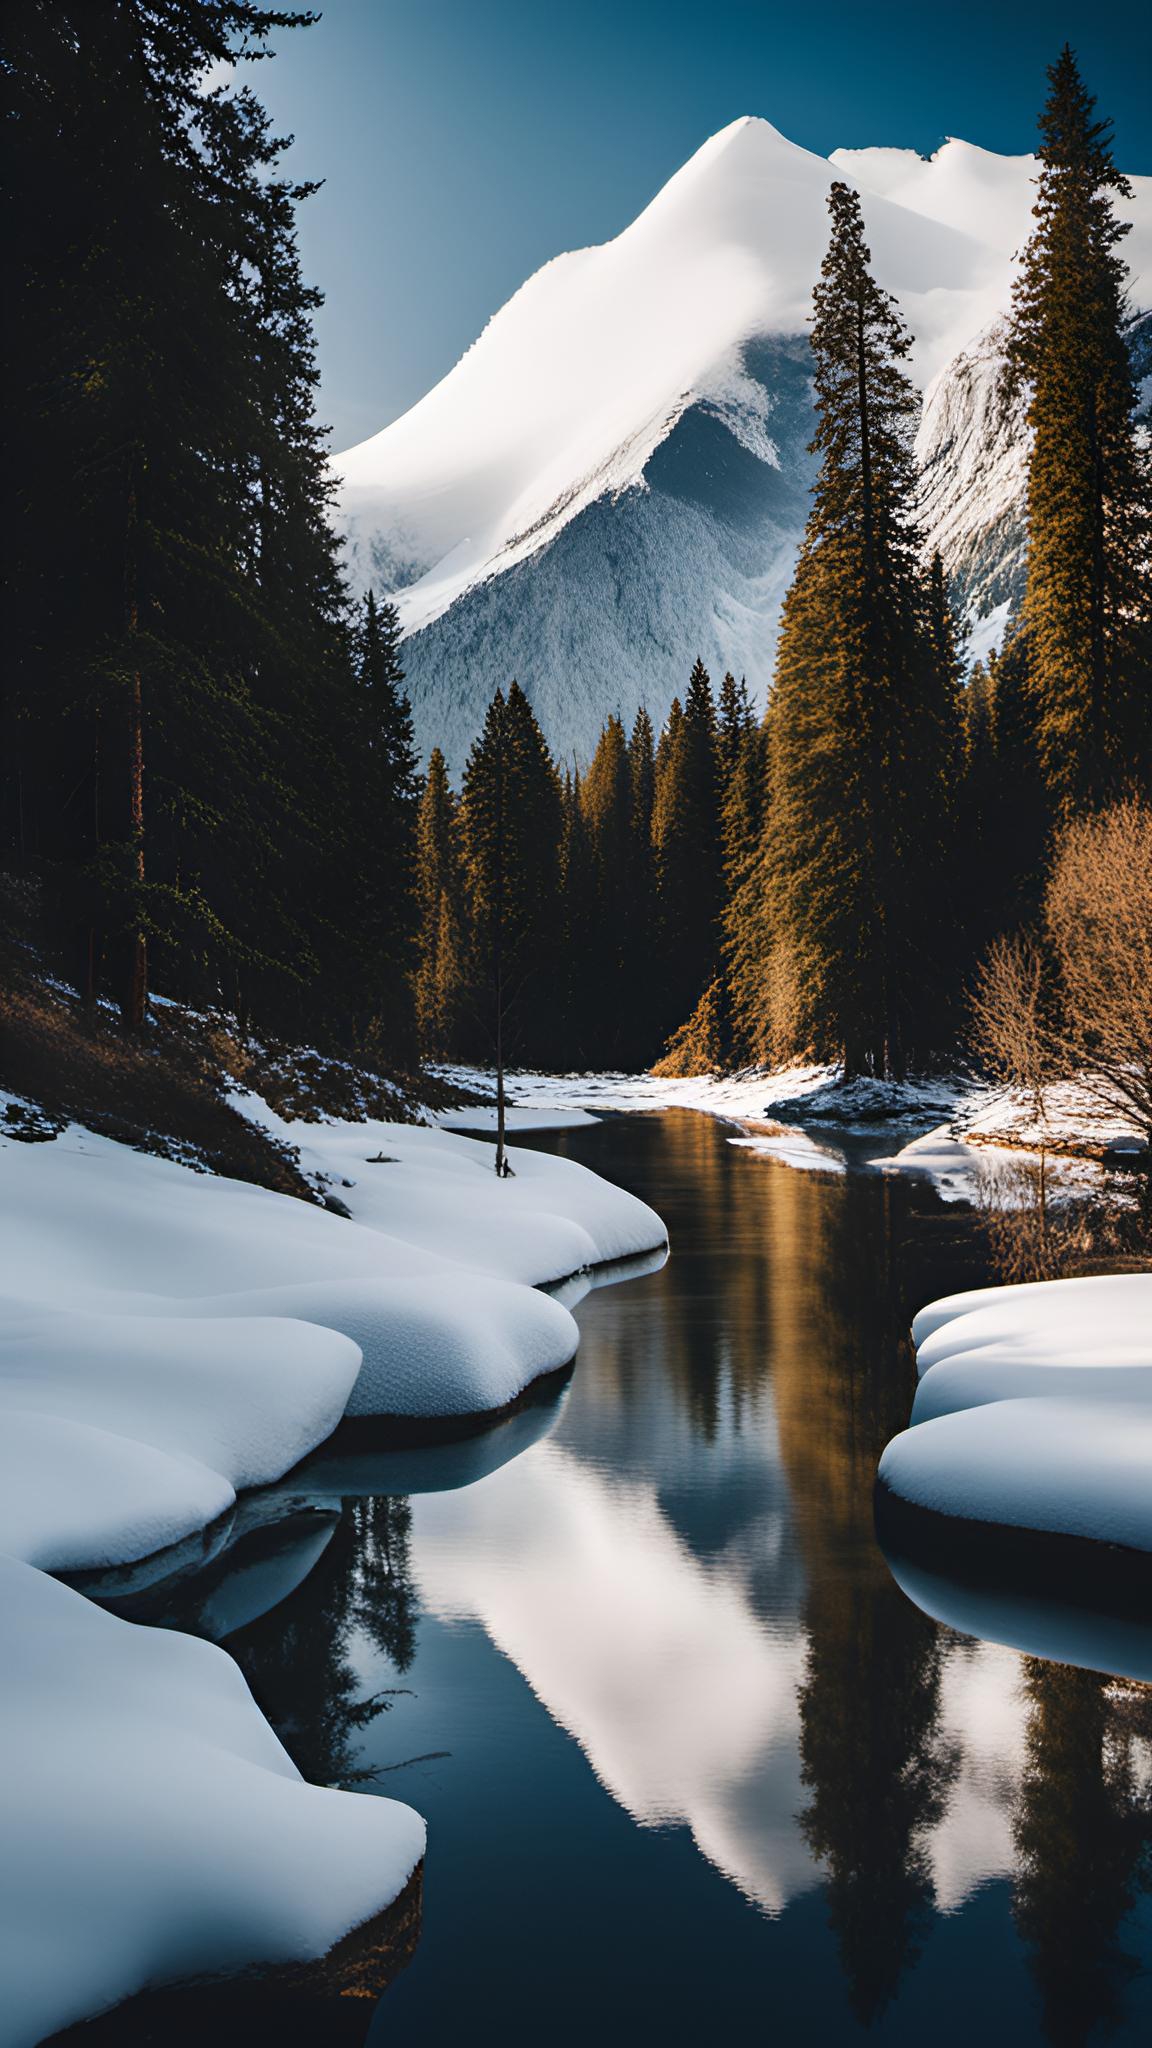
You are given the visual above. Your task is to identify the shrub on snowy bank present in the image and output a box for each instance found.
[970,800,1152,1169]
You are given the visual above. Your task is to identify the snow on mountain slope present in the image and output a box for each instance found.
[335,118,1152,772]
[914,316,1031,627]
[835,137,1152,285]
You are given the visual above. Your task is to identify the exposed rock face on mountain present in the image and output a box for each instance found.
[333,118,1152,773]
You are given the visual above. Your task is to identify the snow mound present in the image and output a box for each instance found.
[880,1274,1152,1547]
[0,1113,665,1444]
[0,1556,424,2048]
[232,1099,668,1287]
[0,1298,360,1572]
[0,1106,667,2037]
[867,1124,984,1201]
[194,1272,578,1419]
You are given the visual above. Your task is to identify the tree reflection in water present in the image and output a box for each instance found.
[227,1496,418,1790]
[134,1111,1152,2043]
[1014,1662,1152,2047]
[769,1167,961,2020]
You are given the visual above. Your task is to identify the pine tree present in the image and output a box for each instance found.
[582,716,633,880]
[356,592,417,802]
[1,2,400,1064]
[653,662,724,1035]
[459,683,562,1156]
[1007,46,1152,809]
[414,748,465,1058]
[716,672,754,788]
[653,696,684,825]
[970,632,1051,942]
[718,683,768,1069]
[558,769,600,1066]
[651,977,726,1077]
[760,182,954,1078]
[628,706,657,850]
[624,707,660,1061]
[581,715,636,1059]
[332,589,420,1056]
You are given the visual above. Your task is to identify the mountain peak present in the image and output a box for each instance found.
[333,117,1148,767]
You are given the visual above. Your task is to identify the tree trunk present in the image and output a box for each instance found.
[125,665,147,1028]
[122,469,147,1030]
[495,978,508,1177]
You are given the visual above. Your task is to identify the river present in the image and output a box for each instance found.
[79,1109,1152,2045]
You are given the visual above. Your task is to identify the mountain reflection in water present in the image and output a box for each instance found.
[145,1110,1152,2045]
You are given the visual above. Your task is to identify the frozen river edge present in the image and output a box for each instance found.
[0,1101,666,2047]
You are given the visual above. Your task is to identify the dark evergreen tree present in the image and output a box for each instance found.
[356,592,417,799]
[1007,46,1152,811]
[581,716,636,1060]
[1,2,416,1064]
[653,694,684,821]
[459,683,562,1154]
[628,707,657,850]
[757,182,954,1077]
[716,675,767,1067]
[653,662,724,1037]
[334,589,419,1059]
[716,672,755,789]
[414,747,465,1059]
[625,706,661,1060]
[557,769,600,1066]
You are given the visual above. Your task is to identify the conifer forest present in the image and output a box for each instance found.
[4,18,1149,1092]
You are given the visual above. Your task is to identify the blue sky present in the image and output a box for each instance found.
[252,0,1152,449]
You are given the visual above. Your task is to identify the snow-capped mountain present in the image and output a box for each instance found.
[334,117,1152,772]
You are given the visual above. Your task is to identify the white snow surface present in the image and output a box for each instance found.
[880,1274,1152,1548]
[0,1297,360,1572]
[867,1124,988,1202]
[0,1109,664,1469]
[336,119,1151,643]
[0,1556,425,2048]
[0,1098,667,2039]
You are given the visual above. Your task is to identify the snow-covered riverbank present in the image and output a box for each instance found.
[879,1273,1152,1550]
[437,1063,1150,1196]
[0,1095,666,2045]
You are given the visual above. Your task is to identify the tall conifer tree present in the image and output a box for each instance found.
[459,683,562,1148]
[414,747,464,1058]
[653,662,724,1033]
[761,182,953,1078]
[1,2,408,1062]
[1007,47,1152,809]
[581,716,636,1058]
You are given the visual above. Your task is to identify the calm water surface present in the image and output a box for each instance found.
[145,1112,1152,2043]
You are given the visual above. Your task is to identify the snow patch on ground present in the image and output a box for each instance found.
[0,1296,360,1573]
[0,1106,665,1455]
[0,1556,424,2048]
[0,1089,667,2037]
[866,1125,988,1202]
[880,1274,1152,1548]
[958,1079,1150,1160]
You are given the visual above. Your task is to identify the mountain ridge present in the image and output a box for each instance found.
[333,117,1152,772]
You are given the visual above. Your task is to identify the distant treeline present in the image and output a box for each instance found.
[2,17,1148,1085]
